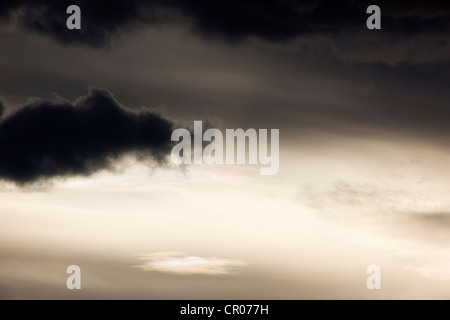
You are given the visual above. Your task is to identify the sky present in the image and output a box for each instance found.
[0,0,450,299]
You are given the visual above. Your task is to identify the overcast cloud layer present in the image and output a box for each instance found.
[1,0,450,300]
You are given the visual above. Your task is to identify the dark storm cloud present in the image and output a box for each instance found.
[1,0,448,48]
[0,87,174,185]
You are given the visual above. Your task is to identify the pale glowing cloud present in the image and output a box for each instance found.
[135,252,246,275]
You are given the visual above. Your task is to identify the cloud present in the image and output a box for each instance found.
[0,0,156,48]
[296,172,450,215]
[297,180,405,214]
[135,252,246,275]
[1,1,449,64]
[0,87,174,185]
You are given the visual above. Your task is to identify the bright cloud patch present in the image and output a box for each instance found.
[136,252,246,275]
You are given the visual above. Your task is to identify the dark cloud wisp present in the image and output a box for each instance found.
[0,87,174,185]
[0,0,156,48]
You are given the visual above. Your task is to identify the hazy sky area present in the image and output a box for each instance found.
[0,1,450,299]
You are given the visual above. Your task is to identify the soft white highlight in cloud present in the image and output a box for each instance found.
[136,252,247,275]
